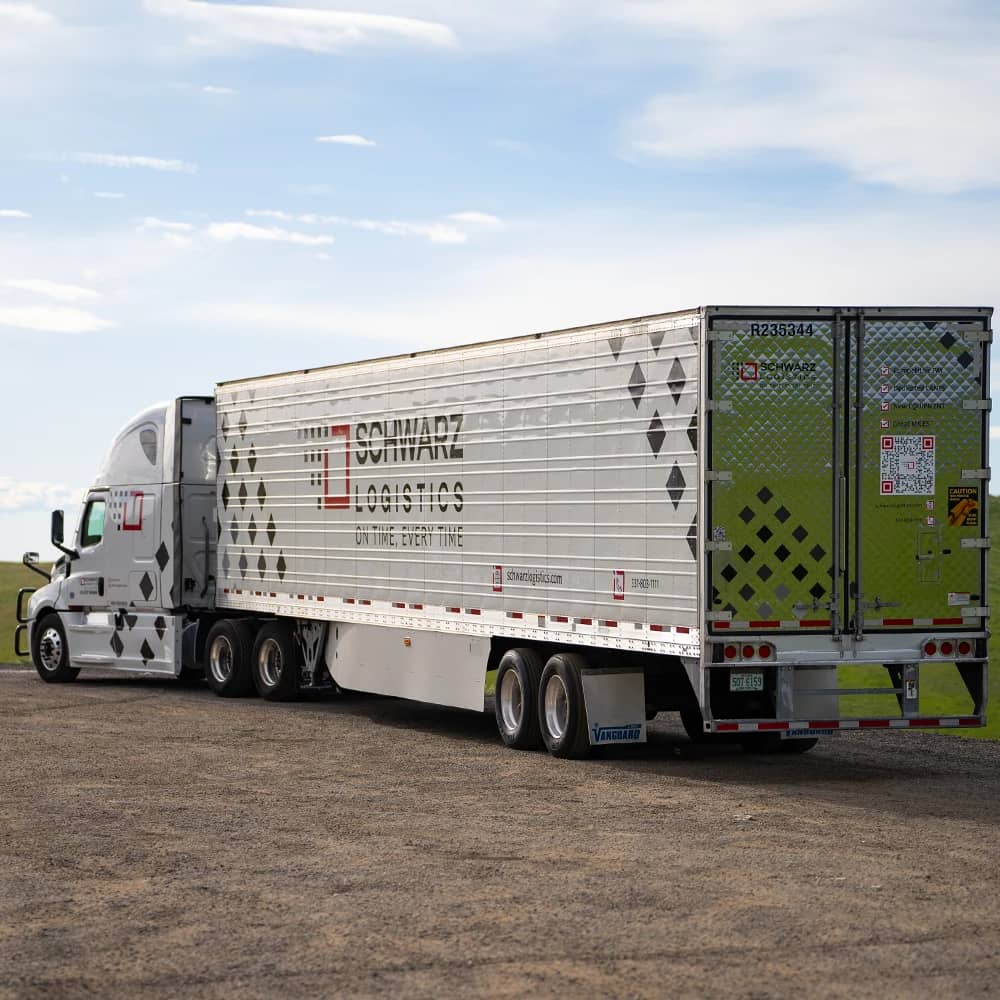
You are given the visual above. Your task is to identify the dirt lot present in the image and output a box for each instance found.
[2,663,999,999]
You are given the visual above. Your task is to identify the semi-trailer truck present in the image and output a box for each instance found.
[14,305,992,757]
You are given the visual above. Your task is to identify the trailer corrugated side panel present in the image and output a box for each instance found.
[214,311,703,649]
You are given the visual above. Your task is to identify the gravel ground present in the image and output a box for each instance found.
[1,662,999,999]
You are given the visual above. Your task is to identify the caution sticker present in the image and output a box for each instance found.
[947,486,979,527]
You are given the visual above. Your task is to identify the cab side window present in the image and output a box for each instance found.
[80,499,106,548]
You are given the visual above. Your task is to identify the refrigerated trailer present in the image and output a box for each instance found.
[15,305,992,756]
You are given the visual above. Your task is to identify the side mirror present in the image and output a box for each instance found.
[22,550,49,582]
[51,509,64,546]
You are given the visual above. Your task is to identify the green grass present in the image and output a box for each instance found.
[0,559,51,662]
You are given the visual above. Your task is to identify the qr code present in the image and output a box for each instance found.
[880,435,935,496]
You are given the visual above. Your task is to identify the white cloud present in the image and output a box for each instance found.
[94,191,126,200]
[2,278,100,304]
[448,211,503,228]
[316,134,376,147]
[0,209,30,219]
[0,2,55,26]
[0,305,113,334]
[0,477,81,513]
[71,152,197,174]
[138,217,196,233]
[145,0,457,53]
[489,138,532,155]
[205,221,334,247]
[353,218,466,244]
[202,84,237,95]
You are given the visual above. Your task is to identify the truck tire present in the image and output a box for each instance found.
[494,648,544,750]
[204,619,257,698]
[740,734,819,755]
[251,621,302,701]
[31,613,79,684]
[537,652,591,759]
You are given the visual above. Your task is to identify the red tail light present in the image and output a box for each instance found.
[940,641,954,657]
[923,641,937,656]
[757,644,772,659]
[958,640,972,656]
[742,644,755,659]
[724,644,738,660]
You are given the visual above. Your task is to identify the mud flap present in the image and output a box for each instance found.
[581,669,647,746]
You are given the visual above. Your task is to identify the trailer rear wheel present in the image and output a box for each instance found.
[204,620,256,698]
[538,652,591,759]
[251,621,302,701]
[32,613,79,684]
[494,648,544,750]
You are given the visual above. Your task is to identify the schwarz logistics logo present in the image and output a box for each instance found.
[301,414,465,513]
[591,723,642,744]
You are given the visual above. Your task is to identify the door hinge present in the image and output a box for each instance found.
[962,399,992,411]
[706,399,733,413]
[706,612,733,622]
[706,540,733,552]
[963,329,993,344]
[962,606,990,618]
[960,537,991,549]
[705,470,733,483]
[961,468,991,480]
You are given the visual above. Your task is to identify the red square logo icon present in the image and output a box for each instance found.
[922,436,935,450]
[881,480,894,494]
[739,362,759,382]
[881,436,895,450]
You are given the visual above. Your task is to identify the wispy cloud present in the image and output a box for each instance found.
[145,0,457,53]
[0,477,81,513]
[0,208,30,219]
[202,84,237,95]
[2,278,100,304]
[316,134,376,147]
[94,191,126,200]
[448,211,503,228]
[489,138,532,155]
[0,2,55,27]
[138,216,195,233]
[0,305,113,334]
[205,221,334,247]
[71,152,197,174]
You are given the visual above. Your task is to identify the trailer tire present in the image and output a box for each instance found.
[204,619,257,698]
[31,613,79,684]
[251,621,302,701]
[494,648,544,750]
[740,734,819,755]
[538,652,591,759]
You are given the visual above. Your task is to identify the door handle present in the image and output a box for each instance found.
[98,577,105,597]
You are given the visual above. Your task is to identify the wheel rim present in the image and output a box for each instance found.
[498,668,524,734]
[38,626,63,672]
[543,672,569,740]
[208,635,234,684]
[258,637,283,688]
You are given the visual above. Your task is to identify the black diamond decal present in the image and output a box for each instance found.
[248,514,258,545]
[238,410,248,438]
[221,413,230,440]
[238,481,248,509]
[756,525,773,543]
[809,583,826,599]
[257,480,267,509]
[230,515,239,543]
[757,564,773,582]
[757,486,773,504]
[924,320,939,330]
[721,564,737,582]
[222,550,231,578]
[774,583,790,601]
[222,481,231,510]
[257,553,267,579]
[216,517,222,541]
[646,411,665,457]
[248,444,258,472]
[686,520,697,559]
[229,449,239,473]
[239,550,248,578]
[738,583,755,602]
[649,330,663,354]
[665,463,686,509]
[738,544,755,563]
[739,506,755,524]
[267,514,276,546]
[155,541,170,572]
[810,544,826,562]
[125,613,137,630]
[154,616,166,640]
[276,551,287,581]
[939,331,955,348]
[687,414,698,452]
[792,524,808,543]
[957,351,973,368]
[138,573,154,601]
[110,632,124,658]
[628,362,646,409]
[775,544,790,562]
[757,602,773,620]
[140,639,154,665]
[667,358,686,405]
[607,335,623,360]
[792,563,808,582]
[775,506,790,523]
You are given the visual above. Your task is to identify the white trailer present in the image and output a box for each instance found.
[15,306,992,756]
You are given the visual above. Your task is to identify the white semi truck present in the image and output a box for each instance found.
[15,306,992,756]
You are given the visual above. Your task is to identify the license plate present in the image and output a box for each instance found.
[729,670,764,693]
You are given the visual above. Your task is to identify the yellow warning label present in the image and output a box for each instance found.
[947,486,978,527]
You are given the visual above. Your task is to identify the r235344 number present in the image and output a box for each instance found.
[748,323,815,336]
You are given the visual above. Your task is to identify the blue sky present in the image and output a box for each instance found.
[1,0,998,559]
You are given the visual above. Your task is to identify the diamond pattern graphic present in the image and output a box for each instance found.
[665,463,686,509]
[957,351,973,368]
[667,358,686,405]
[238,482,248,508]
[238,410,248,438]
[229,449,239,473]
[792,525,808,543]
[757,486,773,504]
[646,411,665,457]
[738,583,755,602]
[257,480,267,509]
[140,639,154,665]
[939,331,956,348]
[239,550,248,578]
[257,553,267,579]
[628,363,646,409]
[110,632,124,658]
[155,541,170,572]
[138,573,154,601]
[222,550,231,578]
[248,444,257,472]
[221,413,230,440]
[649,330,664,354]
[687,414,698,452]
[126,613,137,630]
[222,482,230,510]
[276,551,287,580]
[739,506,754,524]
[248,514,258,545]
[267,514,276,546]
[154,616,166,640]
[230,515,239,543]
[721,564,737,582]
[739,544,755,562]
[686,519,697,559]
[607,335,623,361]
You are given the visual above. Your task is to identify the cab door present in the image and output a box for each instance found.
[65,493,115,665]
